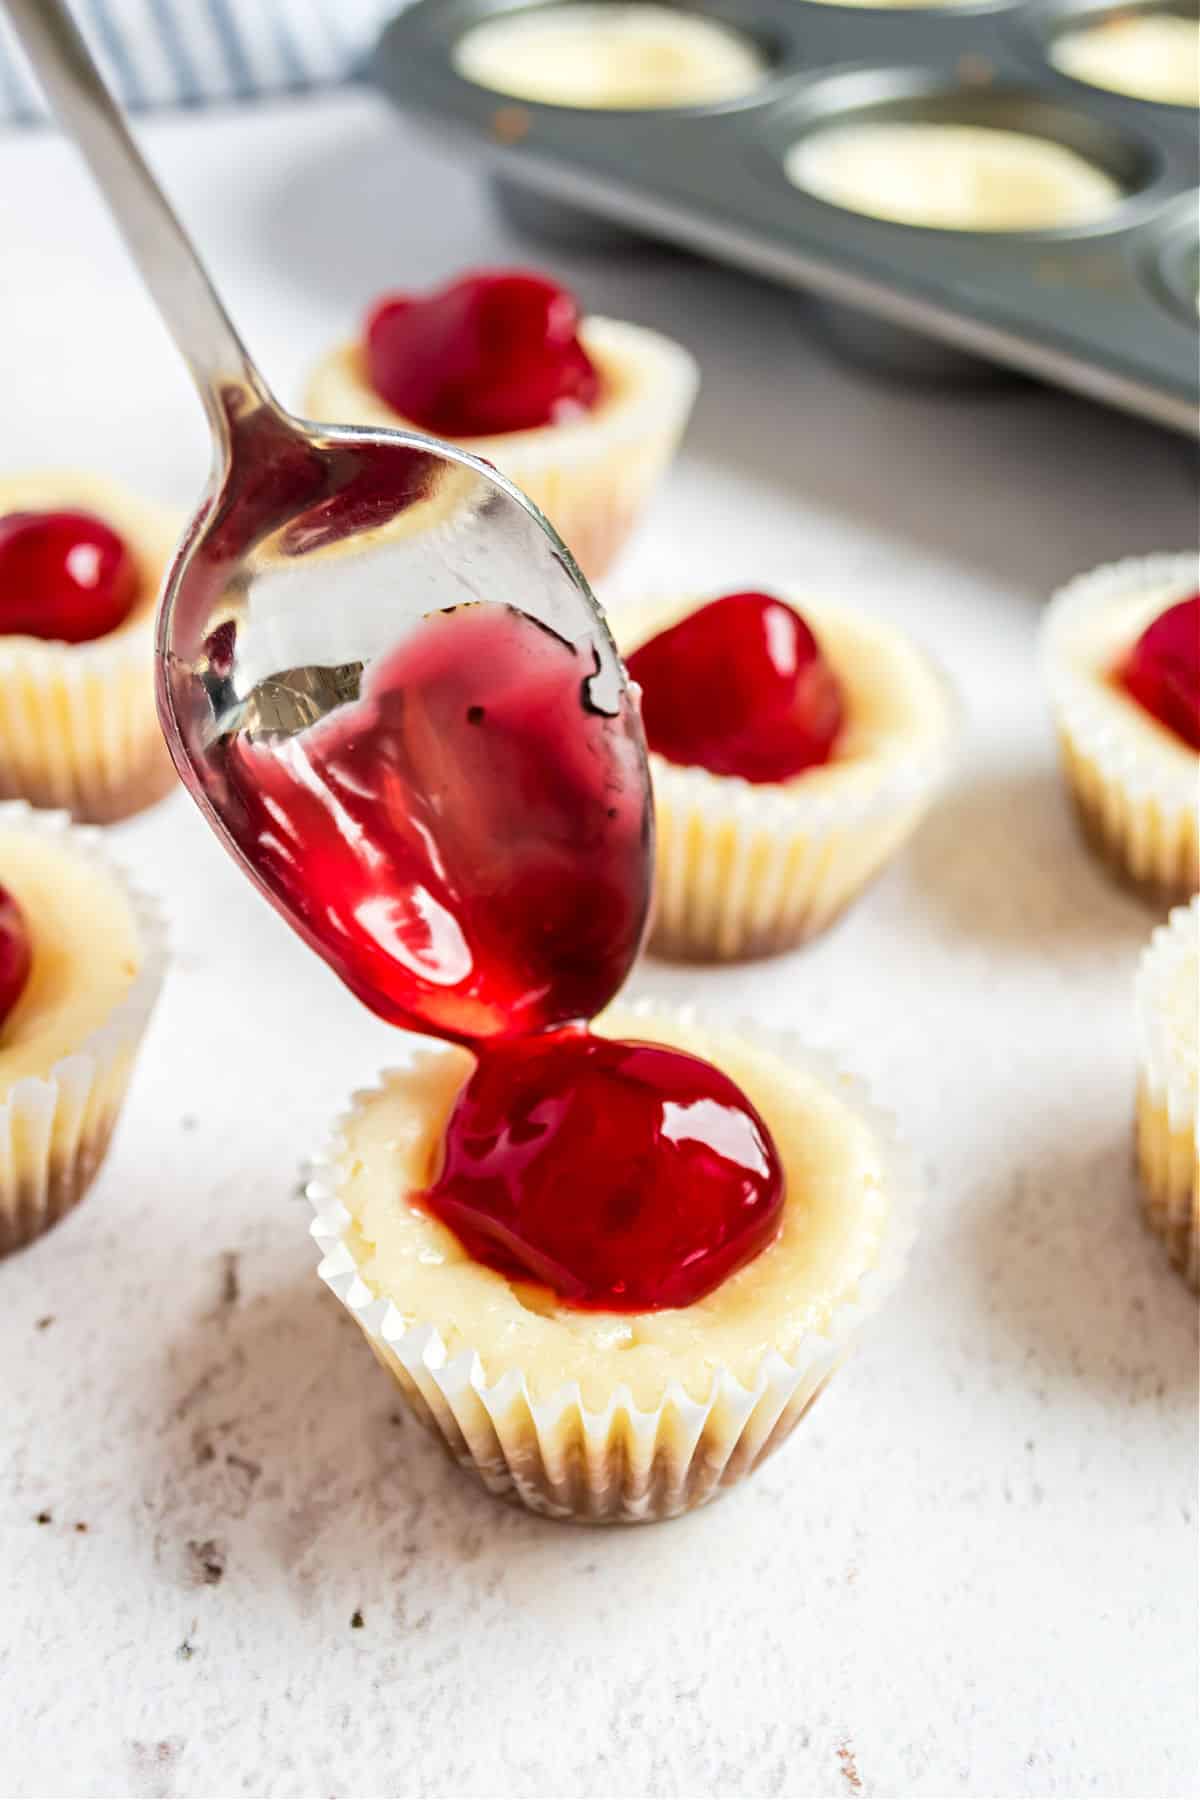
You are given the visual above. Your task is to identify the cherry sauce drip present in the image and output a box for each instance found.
[425,1028,784,1311]
[216,601,784,1312]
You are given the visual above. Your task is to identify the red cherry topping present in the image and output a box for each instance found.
[219,604,650,1045]
[0,884,32,1031]
[1117,594,1200,751]
[364,269,600,437]
[425,1029,784,1311]
[0,510,139,644]
[627,592,845,783]
[206,600,786,1310]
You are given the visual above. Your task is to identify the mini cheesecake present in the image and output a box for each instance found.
[305,271,698,582]
[310,1000,915,1523]
[1041,554,1199,902]
[614,589,956,960]
[0,802,165,1255]
[0,472,180,822]
[1135,898,1199,1288]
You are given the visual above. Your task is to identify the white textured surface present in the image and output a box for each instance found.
[0,91,1196,1800]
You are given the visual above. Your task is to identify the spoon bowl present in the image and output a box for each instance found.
[9,0,654,1038]
[157,393,654,1041]
[157,395,630,768]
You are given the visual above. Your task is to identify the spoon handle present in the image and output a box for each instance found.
[4,0,272,435]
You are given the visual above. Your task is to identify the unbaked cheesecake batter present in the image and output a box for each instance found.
[1051,14,1200,108]
[785,122,1123,231]
[452,3,764,109]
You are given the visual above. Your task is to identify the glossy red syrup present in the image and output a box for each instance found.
[1117,594,1200,751]
[364,270,600,437]
[215,601,785,1309]
[426,1029,784,1310]
[219,604,650,1044]
[627,591,845,783]
[0,884,32,1031]
[0,510,139,644]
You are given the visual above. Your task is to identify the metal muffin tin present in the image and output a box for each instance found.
[371,0,1200,434]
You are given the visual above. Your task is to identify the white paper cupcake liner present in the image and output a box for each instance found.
[0,802,168,1256]
[1134,897,1199,1289]
[1041,552,1200,902]
[645,734,955,959]
[308,997,918,1524]
[0,625,176,823]
[304,317,699,582]
[0,473,180,823]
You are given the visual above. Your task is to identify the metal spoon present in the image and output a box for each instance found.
[7,0,653,1023]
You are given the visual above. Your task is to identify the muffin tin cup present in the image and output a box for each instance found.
[1134,898,1199,1288]
[303,319,699,582]
[491,173,653,249]
[308,997,919,1525]
[803,298,1028,387]
[0,803,168,1258]
[1136,189,1200,328]
[1040,552,1200,904]
[372,0,1200,431]
[1019,0,1200,113]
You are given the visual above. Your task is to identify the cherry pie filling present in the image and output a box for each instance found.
[1115,594,1200,752]
[0,509,140,644]
[364,269,601,438]
[216,600,786,1310]
[627,591,845,783]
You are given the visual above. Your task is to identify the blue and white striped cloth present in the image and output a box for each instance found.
[0,0,402,124]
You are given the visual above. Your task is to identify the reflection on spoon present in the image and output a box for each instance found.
[217,603,651,1043]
